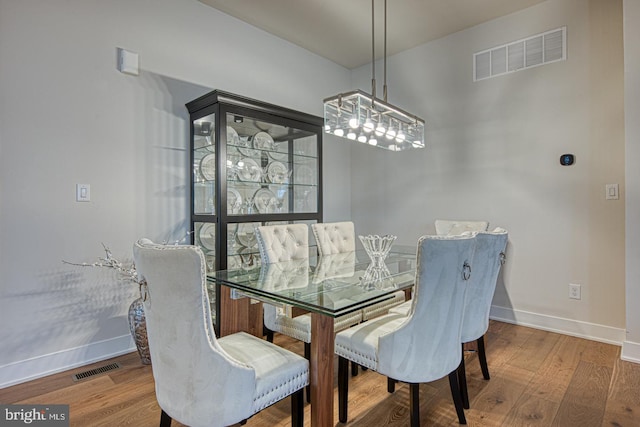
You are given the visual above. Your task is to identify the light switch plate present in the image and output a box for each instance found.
[117,48,139,76]
[605,184,619,200]
[76,184,90,202]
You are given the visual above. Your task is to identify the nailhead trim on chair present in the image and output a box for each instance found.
[334,344,377,370]
[253,371,309,411]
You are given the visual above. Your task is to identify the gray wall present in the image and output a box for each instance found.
[349,0,627,344]
[623,0,640,361]
[1,0,638,387]
[0,0,351,386]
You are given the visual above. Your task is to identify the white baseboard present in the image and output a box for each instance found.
[621,340,640,363]
[0,334,136,389]
[2,307,634,389]
[490,305,626,346]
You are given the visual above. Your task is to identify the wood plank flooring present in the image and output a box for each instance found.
[1,321,639,426]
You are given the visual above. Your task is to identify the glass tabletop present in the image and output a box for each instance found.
[207,246,417,317]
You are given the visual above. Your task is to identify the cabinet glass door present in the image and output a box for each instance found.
[226,112,319,217]
[193,113,216,216]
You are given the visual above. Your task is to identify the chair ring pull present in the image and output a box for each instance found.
[139,279,149,302]
[462,261,471,281]
[499,251,506,265]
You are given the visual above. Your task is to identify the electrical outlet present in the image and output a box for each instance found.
[569,283,581,300]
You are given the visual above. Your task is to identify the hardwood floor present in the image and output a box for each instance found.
[1,321,639,426]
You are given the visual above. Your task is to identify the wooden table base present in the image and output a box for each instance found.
[310,313,334,427]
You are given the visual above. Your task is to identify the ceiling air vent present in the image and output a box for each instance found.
[474,27,566,81]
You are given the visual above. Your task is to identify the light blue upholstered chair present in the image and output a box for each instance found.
[132,238,308,427]
[390,219,490,315]
[457,228,508,408]
[434,219,490,236]
[389,227,508,410]
[334,234,477,426]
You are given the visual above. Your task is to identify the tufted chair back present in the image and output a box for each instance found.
[256,224,309,263]
[312,222,404,322]
[312,221,356,255]
[132,239,256,426]
[312,251,356,282]
[255,224,310,337]
[435,219,489,236]
[461,228,508,343]
[258,257,310,291]
[376,234,477,383]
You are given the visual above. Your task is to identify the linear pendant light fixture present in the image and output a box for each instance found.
[323,0,425,151]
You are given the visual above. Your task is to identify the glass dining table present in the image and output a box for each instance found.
[207,246,417,427]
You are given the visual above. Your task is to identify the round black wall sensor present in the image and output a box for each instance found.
[560,154,575,166]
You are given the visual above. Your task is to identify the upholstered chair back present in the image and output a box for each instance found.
[256,224,309,263]
[377,234,476,383]
[460,228,508,343]
[132,239,256,426]
[312,251,357,282]
[255,224,310,335]
[258,257,310,291]
[312,221,356,255]
[435,219,489,236]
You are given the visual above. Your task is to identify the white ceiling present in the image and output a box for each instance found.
[198,0,547,69]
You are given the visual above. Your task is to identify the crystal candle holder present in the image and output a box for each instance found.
[358,234,397,286]
[359,234,397,267]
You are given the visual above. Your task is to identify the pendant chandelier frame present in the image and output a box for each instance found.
[323,0,425,151]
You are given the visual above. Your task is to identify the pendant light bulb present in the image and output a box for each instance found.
[395,129,405,143]
[358,134,367,143]
[363,117,374,133]
[386,128,396,140]
[368,137,378,146]
[348,117,359,128]
[347,131,357,140]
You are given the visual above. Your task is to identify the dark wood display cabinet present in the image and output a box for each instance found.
[186,90,323,336]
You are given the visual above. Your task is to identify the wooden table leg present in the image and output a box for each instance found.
[310,312,334,427]
[218,286,250,337]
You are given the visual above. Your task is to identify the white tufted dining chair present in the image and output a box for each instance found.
[312,221,357,255]
[312,221,406,322]
[456,228,508,408]
[312,221,405,377]
[334,234,477,426]
[132,238,308,427]
[255,224,362,401]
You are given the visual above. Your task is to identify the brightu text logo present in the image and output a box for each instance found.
[0,405,69,426]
